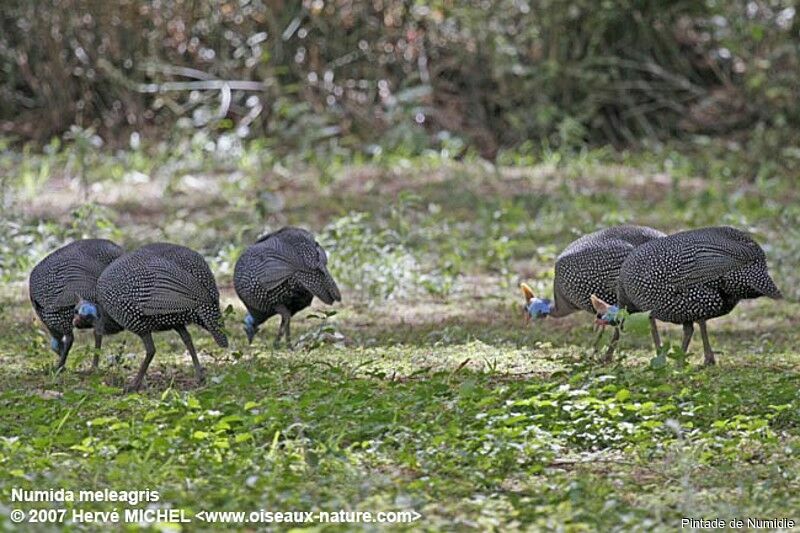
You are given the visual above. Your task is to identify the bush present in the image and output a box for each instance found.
[1,1,799,157]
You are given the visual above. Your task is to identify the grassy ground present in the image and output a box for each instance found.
[1,149,799,531]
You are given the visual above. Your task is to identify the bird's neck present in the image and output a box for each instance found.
[96,311,123,335]
[547,299,574,318]
[246,312,268,328]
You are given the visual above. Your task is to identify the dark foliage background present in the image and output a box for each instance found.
[1,0,799,158]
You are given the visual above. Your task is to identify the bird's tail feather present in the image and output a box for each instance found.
[209,326,229,348]
[199,310,229,348]
[302,268,341,305]
[750,270,783,300]
[323,267,342,302]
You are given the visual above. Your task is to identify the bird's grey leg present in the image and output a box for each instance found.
[698,320,715,365]
[681,323,694,354]
[57,333,74,372]
[274,305,291,348]
[92,332,102,370]
[649,316,662,354]
[603,327,620,363]
[125,333,156,393]
[175,325,205,383]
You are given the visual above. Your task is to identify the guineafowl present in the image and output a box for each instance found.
[29,239,124,370]
[520,225,665,360]
[83,243,228,392]
[234,227,341,346]
[592,226,782,364]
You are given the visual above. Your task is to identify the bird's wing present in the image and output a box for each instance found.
[668,241,756,288]
[252,236,341,302]
[42,261,104,308]
[140,258,206,315]
[252,238,313,288]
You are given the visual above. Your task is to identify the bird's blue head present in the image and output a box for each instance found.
[73,299,99,328]
[49,337,62,354]
[244,313,258,344]
[590,295,622,326]
[520,282,553,321]
[526,298,553,319]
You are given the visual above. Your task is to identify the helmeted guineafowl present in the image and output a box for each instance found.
[520,224,665,361]
[84,243,228,392]
[234,227,341,346]
[592,226,782,364]
[29,239,124,370]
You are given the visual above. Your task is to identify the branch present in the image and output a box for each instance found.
[136,80,268,93]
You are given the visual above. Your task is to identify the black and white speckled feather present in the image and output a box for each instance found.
[234,227,341,344]
[97,244,228,346]
[96,243,228,391]
[137,242,220,301]
[29,239,124,367]
[551,225,666,316]
[617,226,782,325]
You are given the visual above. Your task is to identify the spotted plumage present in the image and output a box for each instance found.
[95,243,228,391]
[553,225,666,315]
[522,225,665,360]
[137,242,220,299]
[615,226,782,364]
[234,227,341,346]
[29,239,124,370]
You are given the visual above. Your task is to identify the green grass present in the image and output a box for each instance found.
[1,146,799,531]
